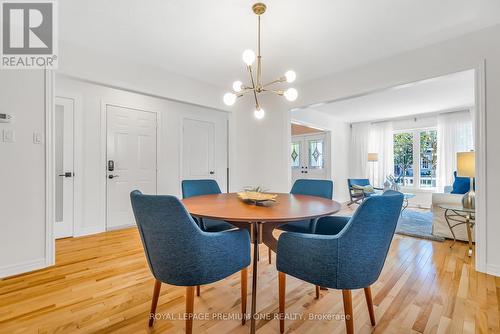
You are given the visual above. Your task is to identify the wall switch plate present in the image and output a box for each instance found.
[0,113,12,123]
[33,131,42,144]
[3,129,15,143]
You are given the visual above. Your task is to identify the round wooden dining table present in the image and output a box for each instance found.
[182,193,341,334]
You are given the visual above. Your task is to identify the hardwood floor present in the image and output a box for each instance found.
[1,226,499,333]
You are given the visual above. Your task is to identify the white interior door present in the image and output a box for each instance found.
[54,97,74,239]
[106,105,157,230]
[182,117,227,191]
[291,132,329,184]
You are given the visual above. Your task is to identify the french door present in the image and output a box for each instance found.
[291,132,329,184]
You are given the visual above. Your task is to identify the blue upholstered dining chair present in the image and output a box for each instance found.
[130,191,251,333]
[269,179,334,264]
[276,190,403,334]
[181,179,235,232]
[347,178,383,206]
[278,179,334,233]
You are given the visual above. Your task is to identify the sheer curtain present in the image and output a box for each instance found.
[350,122,394,187]
[349,122,371,179]
[437,110,474,189]
[369,122,394,187]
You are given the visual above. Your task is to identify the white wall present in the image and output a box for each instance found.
[59,42,225,111]
[392,115,437,131]
[296,24,500,275]
[56,75,229,236]
[290,108,351,202]
[0,70,51,277]
[228,95,292,193]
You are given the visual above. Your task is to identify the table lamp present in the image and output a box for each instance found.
[457,151,475,209]
[368,153,378,186]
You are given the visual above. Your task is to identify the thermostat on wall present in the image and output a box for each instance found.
[0,113,12,123]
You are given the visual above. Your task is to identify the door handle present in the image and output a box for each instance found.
[108,175,119,179]
[58,172,73,178]
[209,171,215,175]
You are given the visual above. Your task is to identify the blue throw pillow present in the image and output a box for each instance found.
[451,171,473,194]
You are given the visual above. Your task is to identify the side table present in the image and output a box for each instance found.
[438,204,475,256]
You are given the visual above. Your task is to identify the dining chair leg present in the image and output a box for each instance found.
[149,279,162,327]
[186,286,195,334]
[342,289,354,334]
[278,271,286,334]
[241,267,248,325]
[315,285,320,299]
[196,285,200,297]
[364,286,376,326]
[268,247,272,264]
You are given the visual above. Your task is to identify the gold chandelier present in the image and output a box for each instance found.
[223,2,297,119]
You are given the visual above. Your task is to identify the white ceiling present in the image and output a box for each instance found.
[309,69,475,123]
[59,1,500,88]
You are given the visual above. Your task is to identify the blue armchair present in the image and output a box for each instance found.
[181,179,236,232]
[276,190,403,334]
[130,190,251,332]
[347,178,383,206]
[270,179,333,264]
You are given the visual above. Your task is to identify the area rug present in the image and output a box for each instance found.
[396,210,444,242]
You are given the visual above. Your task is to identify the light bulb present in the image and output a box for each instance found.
[223,92,236,106]
[254,107,265,119]
[285,70,296,83]
[242,49,256,66]
[284,88,298,101]
[232,80,243,92]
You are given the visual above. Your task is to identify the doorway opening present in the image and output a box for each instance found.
[290,122,330,185]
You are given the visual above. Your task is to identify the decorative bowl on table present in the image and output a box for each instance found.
[237,187,277,206]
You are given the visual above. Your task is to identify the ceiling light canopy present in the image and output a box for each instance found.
[223,3,298,119]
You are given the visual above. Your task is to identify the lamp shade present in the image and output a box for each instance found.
[457,151,475,177]
[367,153,379,162]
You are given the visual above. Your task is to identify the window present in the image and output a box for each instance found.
[393,132,414,187]
[419,130,437,188]
[393,128,437,189]
[291,142,300,168]
[308,139,324,169]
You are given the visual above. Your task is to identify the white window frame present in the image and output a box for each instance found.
[393,126,437,191]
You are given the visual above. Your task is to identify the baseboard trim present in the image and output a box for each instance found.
[74,225,105,237]
[0,258,48,279]
[486,264,500,277]
[106,224,136,231]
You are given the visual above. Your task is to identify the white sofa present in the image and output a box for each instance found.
[431,186,474,241]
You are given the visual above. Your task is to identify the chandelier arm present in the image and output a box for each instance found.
[235,91,249,98]
[262,88,284,95]
[262,77,286,88]
[234,87,253,95]
[247,65,261,108]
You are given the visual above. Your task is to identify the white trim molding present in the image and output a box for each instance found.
[0,258,48,279]
[45,69,56,268]
[473,60,487,273]
[487,264,500,277]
